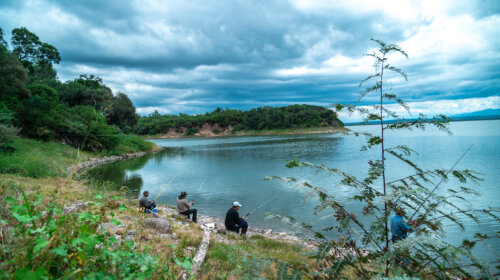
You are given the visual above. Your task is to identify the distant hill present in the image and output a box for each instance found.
[344,108,500,126]
[449,108,500,120]
[135,104,344,136]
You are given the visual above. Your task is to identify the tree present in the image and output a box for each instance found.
[107,92,139,132]
[0,46,30,114]
[271,39,499,279]
[10,27,61,84]
[19,84,62,140]
[0,27,7,49]
[58,74,114,114]
[11,27,60,67]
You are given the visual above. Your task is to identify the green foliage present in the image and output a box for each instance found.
[0,46,30,113]
[58,74,114,114]
[135,104,343,135]
[0,27,144,154]
[184,127,198,136]
[0,138,84,178]
[0,27,7,49]
[19,83,62,140]
[102,134,154,156]
[0,185,163,279]
[10,27,61,71]
[271,39,499,279]
[106,93,139,132]
[0,107,20,153]
[62,105,118,152]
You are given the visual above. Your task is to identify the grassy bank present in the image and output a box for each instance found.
[0,138,320,279]
[0,173,317,279]
[0,135,154,178]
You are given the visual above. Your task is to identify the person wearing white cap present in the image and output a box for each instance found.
[224,201,248,235]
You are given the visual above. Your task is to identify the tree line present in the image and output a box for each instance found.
[135,104,344,135]
[0,27,139,152]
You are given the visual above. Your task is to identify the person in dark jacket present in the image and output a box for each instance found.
[225,201,248,235]
[139,191,157,213]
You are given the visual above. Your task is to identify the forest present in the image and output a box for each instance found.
[134,104,344,136]
[0,27,144,154]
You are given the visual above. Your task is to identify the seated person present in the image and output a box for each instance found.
[139,190,157,213]
[224,201,247,235]
[176,191,197,223]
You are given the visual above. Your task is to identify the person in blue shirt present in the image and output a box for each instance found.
[390,206,412,242]
[390,206,412,266]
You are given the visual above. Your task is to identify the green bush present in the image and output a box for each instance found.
[61,105,118,152]
[0,107,19,153]
[0,187,167,279]
[102,134,154,155]
[184,127,198,136]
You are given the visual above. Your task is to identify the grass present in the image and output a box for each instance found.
[0,136,155,178]
[199,234,316,279]
[0,138,92,178]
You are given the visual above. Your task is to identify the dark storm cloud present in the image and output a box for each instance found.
[0,0,498,117]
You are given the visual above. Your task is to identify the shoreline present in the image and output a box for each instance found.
[146,126,349,139]
[156,205,319,250]
[68,145,164,173]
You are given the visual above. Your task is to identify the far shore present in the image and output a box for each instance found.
[144,126,349,139]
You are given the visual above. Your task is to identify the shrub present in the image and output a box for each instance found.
[0,186,170,279]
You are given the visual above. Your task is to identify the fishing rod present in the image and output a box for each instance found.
[153,175,177,201]
[409,144,473,221]
[245,194,281,218]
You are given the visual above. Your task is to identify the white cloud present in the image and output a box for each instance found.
[337,96,500,123]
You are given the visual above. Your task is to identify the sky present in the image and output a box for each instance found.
[1,0,499,122]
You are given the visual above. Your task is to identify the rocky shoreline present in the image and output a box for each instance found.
[157,206,319,251]
[68,146,163,174]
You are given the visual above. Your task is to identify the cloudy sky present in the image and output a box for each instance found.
[1,0,499,121]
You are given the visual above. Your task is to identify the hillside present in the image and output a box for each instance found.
[134,104,344,136]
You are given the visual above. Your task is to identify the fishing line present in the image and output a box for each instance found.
[409,144,473,220]
[196,176,208,193]
[245,193,281,218]
[153,175,177,201]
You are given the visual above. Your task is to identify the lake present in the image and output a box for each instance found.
[88,119,499,262]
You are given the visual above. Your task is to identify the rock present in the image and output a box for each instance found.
[115,228,126,235]
[100,222,118,234]
[159,234,171,239]
[62,202,91,214]
[124,235,134,242]
[123,215,134,221]
[144,217,172,234]
[149,212,160,218]
[127,230,136,236]
[265,229,273,235]
[140,234,152,241]
[217,228,227,234]
[279,232,286,237]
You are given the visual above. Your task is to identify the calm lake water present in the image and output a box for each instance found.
[88,119,499,261]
